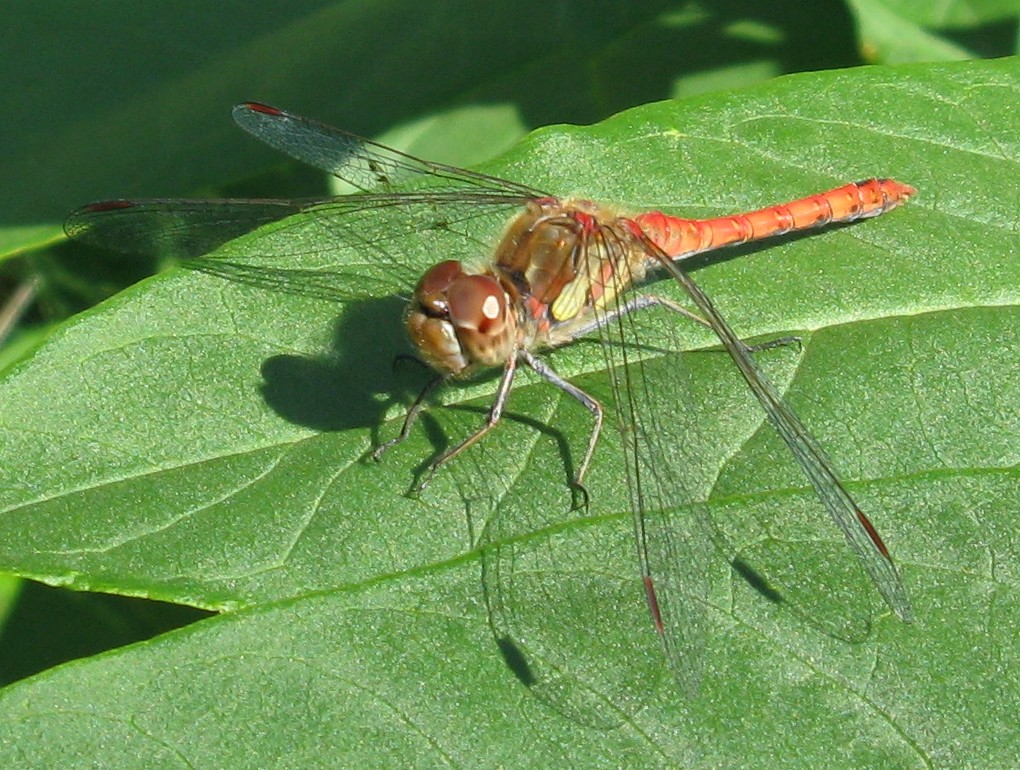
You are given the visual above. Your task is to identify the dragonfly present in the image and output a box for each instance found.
[66,103,915,690]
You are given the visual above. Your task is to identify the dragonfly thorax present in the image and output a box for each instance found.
[405,259,517,377]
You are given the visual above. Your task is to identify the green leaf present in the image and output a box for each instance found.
[1,58,1018,767]
[848,0,1020,63]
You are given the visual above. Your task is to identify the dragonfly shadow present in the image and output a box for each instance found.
[729,553,876,645]
[259,294,418,433]
[495,636,538,688]
[258,293,583,488]
[731,557,785,606]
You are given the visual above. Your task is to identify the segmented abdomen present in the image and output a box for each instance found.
[634,178,916,259]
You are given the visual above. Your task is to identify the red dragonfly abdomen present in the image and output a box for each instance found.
[634,178,916,260]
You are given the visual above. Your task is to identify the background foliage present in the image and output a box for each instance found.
[1,2,1018,768]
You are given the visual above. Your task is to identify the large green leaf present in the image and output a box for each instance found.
[1,58,1017,767]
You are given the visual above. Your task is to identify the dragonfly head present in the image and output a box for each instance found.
[405,260,516,377]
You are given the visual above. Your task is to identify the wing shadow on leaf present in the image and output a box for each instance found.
[724,534,879,645]
[467,471,667,729]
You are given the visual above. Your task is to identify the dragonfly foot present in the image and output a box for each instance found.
[570,481,591,512]
[743,334,803,354]
[413,463,439,495]
[372,437,401,462]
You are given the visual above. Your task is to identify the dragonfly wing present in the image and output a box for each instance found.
[652,247,913,622]
[64,198,315,259]
[66,107,548,301]
[63,196,423,301]
[233,103,544,199]
[591,258,715,694]
[64,192,537,304]
[477,454,669,727]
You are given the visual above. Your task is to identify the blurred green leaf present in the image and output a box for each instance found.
[5,0,878,340]
[5,1,869,229]
[0,58,1017,767]
[849,0,1019,62]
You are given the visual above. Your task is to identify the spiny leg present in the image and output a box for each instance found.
[569,293,800,355]
[520,350,603,509]
[377,297,795,494]
[528,293,796,503]
[412,354,520,493]
[373,374,446,461]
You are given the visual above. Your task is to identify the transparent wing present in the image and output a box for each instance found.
[589,228,716,695]
[232,102,542,199]
[65,104,547,301]
[64,198,317,259]
[648,240,914,623]
[478,223,716,713]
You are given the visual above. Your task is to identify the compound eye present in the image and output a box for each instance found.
[447,275,506,333]
[416,260,465,315]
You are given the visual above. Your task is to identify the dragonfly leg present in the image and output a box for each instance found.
[565,294,709,339]
[373,374,446,461]
[520,350,603,504]
[633,295,802,353]
[574,294,801,355]
[415,354,519,492]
